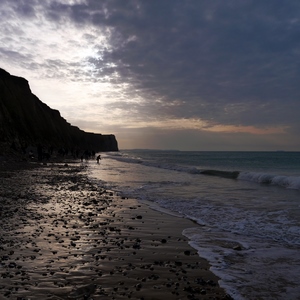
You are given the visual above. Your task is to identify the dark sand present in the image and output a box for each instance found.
[0,159,232,299]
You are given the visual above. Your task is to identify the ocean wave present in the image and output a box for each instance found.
[106,153,300,190]
[238,172,300,190]
[200,169,240,179]
[106,152,200,173]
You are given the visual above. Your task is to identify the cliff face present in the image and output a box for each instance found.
[0,68,118,154]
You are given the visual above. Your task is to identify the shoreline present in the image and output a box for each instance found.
[0,159,232,299]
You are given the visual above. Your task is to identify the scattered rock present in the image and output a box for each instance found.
[233,245,242,251]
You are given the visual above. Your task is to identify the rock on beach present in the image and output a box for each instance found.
[0,160,232,299]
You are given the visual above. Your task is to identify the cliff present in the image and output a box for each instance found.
[0,68,118,154]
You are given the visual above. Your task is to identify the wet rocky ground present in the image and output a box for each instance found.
[0,161,232,299]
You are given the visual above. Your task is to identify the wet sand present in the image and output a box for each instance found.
[0,160,232,299]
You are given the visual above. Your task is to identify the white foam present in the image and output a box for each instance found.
[108,152,300,191]
[88,151,300,299]
[238,172,300,190]
[183,227,300,300]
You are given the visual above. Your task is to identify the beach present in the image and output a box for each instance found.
[0,159,231,299]
[88,150,300,299]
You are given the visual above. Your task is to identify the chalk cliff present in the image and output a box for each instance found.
[0,68,118,154]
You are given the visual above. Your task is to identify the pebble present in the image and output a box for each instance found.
[0,162,227,300]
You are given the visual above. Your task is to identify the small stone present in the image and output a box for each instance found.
[233,245,242,251]
[8,262,17,268]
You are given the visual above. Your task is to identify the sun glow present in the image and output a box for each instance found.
[117,118,288,135]
[207,124,288,135]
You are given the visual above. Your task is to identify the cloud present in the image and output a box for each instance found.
[53,0,300,127]
[1,0,300,150]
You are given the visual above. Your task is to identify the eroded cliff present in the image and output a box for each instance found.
[0,68,118,154]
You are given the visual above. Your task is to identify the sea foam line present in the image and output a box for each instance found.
[238,172,300,190]
[106,153,300,190]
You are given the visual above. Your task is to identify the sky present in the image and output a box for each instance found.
[1,0,300,151]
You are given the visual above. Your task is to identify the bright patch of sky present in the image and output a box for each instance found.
[1,0,300,150]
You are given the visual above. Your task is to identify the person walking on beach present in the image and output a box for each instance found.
[96,155,101,164]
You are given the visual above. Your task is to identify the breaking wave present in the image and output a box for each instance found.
[238,171,300,190]
[106,152,300,191]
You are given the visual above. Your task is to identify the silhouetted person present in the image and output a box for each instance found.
[96,155,101,164]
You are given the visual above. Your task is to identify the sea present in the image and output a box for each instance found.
[87,150,300,300]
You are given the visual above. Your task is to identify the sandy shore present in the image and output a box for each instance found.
[0,159,232,299]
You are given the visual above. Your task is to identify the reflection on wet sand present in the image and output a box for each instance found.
[0,162,230,299]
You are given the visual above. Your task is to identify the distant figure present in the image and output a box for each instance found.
[28,150,34,159]
[96,155,101,164]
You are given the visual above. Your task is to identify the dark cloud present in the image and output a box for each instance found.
[2,0,300,140]
[13,0,38,18]
[54,0,300,128]
[0,47,34,65]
